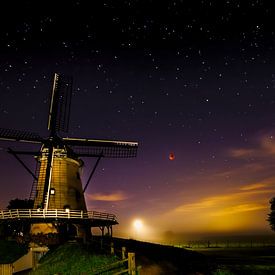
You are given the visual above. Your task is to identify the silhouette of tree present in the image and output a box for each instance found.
[7,198,34,209]
[0,198,34,239]
[267,198,275,231]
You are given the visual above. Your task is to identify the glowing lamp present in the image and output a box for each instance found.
[133,219,143,230]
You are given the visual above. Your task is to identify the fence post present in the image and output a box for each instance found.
[122,247,126,260]
[111,242,114,255]
[128,252,136,275]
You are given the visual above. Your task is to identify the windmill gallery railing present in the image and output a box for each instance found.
[0,209,117,223]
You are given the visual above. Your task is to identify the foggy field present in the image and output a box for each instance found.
[192,246,275,274]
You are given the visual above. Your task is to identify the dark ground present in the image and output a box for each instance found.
[193,247,275,275]
[1,237,213,274]
[0,239,28,264]
[110,237,214,274]
[8,237,275,274]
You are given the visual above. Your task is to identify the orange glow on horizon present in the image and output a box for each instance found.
[128,181,275,237]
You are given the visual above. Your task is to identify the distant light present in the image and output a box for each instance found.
[133,219,143,231]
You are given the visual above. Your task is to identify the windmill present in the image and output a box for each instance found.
[0,73,138,239]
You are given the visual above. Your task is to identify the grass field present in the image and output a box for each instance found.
[28,242,122,275]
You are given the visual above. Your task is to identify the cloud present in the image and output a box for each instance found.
[261,135,275,154]
[230,148,256,158]
[154,180,275,233]
[173,187,272,214]
[240,183,269,191]
[229,134,275,160]
[211,203,266,216]
[174,180,274,209]
[222,133,275,187]
[87,191,128,201]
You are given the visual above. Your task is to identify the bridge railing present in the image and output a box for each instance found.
[0,209,117,222]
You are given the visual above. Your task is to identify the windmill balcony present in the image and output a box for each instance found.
[0,209,118,226]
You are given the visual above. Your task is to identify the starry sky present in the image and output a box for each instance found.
[1,0,275,241]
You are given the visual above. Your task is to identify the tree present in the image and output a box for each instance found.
[267,198,275,231]
[0,198,34,240]
[7,198,34,210]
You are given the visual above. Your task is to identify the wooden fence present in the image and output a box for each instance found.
[172,239,275,249]
[90,241,140,275]
[0,264,13,275]
[92,251,136,275]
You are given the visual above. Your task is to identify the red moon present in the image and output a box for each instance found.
[169,153,175,160]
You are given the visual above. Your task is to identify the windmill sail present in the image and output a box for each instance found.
[63,137,138,158]
[0,128,43,143]
[48,73,73,135]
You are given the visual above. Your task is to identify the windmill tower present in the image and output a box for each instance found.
[0,73,138,239]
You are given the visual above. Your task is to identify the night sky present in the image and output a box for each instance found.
[1,0,275,240]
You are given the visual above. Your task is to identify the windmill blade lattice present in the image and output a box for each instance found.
[48,73,73,134]
[0,128,43,143]
[63,137,138,158]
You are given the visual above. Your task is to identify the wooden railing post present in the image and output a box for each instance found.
[128,252,136,275]
[110,242,114,255]
[122,247,126,260]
